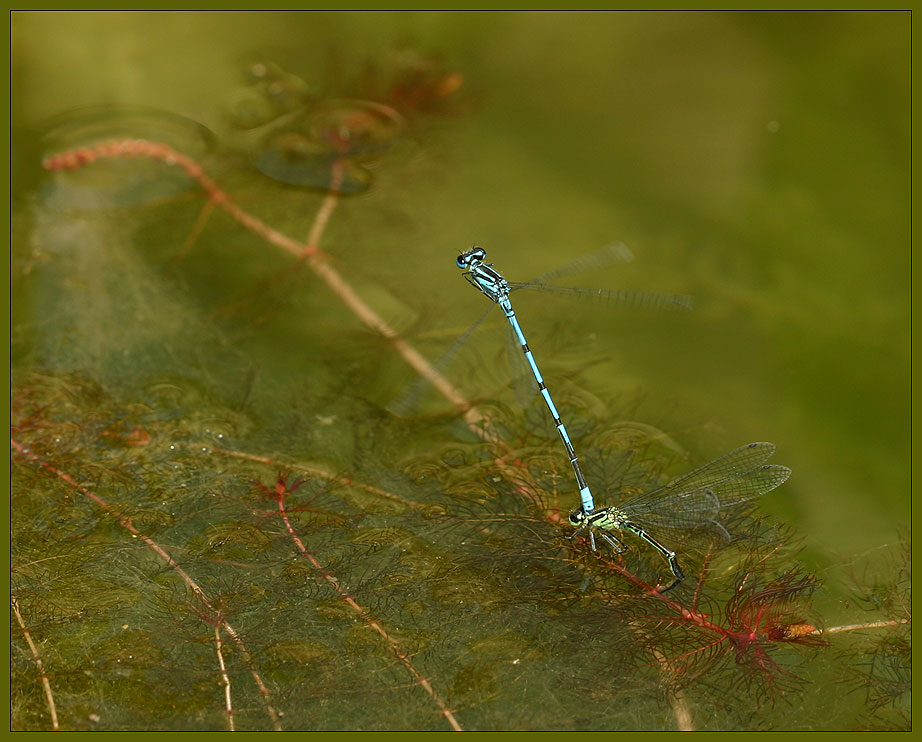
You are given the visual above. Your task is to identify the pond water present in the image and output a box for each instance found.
[11,11,909,731]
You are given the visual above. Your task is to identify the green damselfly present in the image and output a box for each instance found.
[568,442,791,593]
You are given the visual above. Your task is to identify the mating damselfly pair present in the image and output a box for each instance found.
[447,246,791,593]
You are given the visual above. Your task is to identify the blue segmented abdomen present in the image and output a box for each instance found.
[498,297,594,512]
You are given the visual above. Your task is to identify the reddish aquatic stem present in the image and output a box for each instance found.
[44,140,308,258]
[43,139,491,438]
[258,474,463,731]
[201,443,424,510]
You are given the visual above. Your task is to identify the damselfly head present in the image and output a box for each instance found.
[457,247,486,269]
[568,509,586,526]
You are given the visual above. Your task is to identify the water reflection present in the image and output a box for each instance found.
[228,58,405,195]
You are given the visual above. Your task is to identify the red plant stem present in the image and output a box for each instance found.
[43,139,490,436]
[201,443,423,510]
[598,553,744,638]
[10,438,283,731]
[44,140,305,257]
[273,492,463,731]
[11,594,59,731]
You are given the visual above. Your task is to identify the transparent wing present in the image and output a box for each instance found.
[623,464,791,533]
[632,442,777,500]
[708,463,792,508]
[623,488,722,530]
[386,303,494,417]
[508,241,691,311]
[508,282,693,312]
[618,442,788,523]
[521,242,635,286]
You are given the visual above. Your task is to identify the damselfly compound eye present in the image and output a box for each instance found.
[457,247,486,269]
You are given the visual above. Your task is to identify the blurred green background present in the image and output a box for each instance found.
[11,11,909,726]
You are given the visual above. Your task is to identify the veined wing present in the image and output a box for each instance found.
[618,442,786,519]
[621,462,790,532]
[620,488,721,531]
[507,282,693,312]
[519,242,635,286]
[508,242,691,311]
[707,462,791,508]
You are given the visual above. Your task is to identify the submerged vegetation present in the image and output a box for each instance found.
[11,50,908,730]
